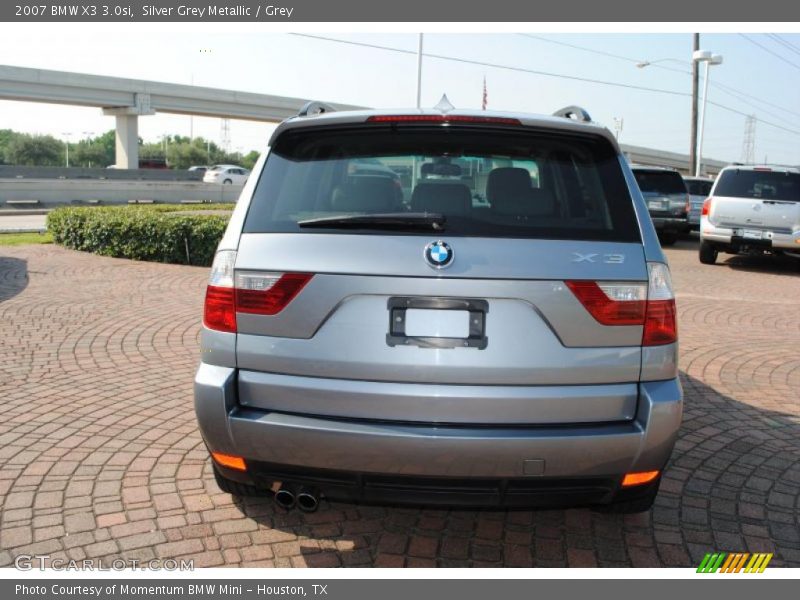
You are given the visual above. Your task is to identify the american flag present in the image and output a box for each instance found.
[482,77,488,110]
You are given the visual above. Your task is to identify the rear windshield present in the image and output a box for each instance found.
[243,125,640,242]
[685,179,713,196]
[715,170,800,202]
[633,170,687,195]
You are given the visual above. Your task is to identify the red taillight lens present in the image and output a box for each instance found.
[235,272,312,316]
[203,251,313,332]
[642,262,677,346]
[642,299,677,346]
[566,263,677,347]
[701,196,712,216]
[203,285,236,333]
[366,114,522,125]
[565,281,646,325]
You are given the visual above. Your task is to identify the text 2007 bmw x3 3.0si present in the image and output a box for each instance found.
[194,101,683,513]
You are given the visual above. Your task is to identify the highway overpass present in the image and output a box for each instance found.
[0,64,727,174]
[0,65,360,168]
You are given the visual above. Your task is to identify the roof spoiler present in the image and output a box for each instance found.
[298,101,336,117]
[552,105,592,123]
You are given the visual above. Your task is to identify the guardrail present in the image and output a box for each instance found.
[0,178,242,207]
[0,165,206,181]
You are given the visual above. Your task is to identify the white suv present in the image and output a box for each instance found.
[699,165,800,264]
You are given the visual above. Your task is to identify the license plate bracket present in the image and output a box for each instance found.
[386,297,488,349]
[742,229,763,240]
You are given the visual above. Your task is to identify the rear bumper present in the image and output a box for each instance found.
[651,216,690,233]
[236,460,661,508]
[701,220,800,250]
[194,364,682,501]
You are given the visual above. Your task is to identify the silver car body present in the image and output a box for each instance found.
[701,165,800,254]
[194,108,682,508]
[683,176,714,230]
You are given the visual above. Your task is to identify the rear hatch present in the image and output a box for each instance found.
[633,169,689,217]
[228,120,654,425]
[685,179,713,220]
[709,168,800,234]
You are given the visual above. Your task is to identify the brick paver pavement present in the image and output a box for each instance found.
[1,241,798,568]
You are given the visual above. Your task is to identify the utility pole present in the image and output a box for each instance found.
[415,33,423,109]
[62,132,71,167]
[689,33,700,174]
[741,115,756,164]
[613,117,624,141]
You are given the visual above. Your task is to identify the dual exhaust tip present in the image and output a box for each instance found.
[274,484,319,512]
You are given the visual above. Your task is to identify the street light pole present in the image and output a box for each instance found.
[412,33,424,191]
[62,132,71,167]
[415,33,423,109]
[695,60,711,177]
[689,33,700,174]
[693,50,723,177]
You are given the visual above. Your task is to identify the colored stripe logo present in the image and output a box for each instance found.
[697,552,773,573]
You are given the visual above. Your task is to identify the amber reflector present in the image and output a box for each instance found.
[211,452,246,471]
[621,470,660,487]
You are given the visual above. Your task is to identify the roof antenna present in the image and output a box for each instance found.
[434,94,455,114]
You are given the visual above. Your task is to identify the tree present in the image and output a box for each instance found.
[92,130,116,165]
[72,143,111,168]
[0,129,14,164]
[6,134,63,166]
[166,142,210,169]
[139,142,166,160]
[241,150,261,170]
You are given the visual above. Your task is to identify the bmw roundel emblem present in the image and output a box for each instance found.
[424,240,454,269]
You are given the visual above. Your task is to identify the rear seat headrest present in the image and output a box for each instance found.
[410,182,472,216]
[487,167,555,217]
[331,176,399,212]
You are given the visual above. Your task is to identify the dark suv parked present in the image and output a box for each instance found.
[632,166,691,245]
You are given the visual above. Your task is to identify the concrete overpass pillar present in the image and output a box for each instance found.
[102,93,154,169]
[114,115,138,169]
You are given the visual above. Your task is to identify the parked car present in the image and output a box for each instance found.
[203,165,249,185]
[699,165,800,264]
[194,103,682,513]
[683,176,714,231]
[139,158,169,170]
[631,165,690,245]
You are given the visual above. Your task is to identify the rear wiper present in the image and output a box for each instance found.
[297,212,446,231]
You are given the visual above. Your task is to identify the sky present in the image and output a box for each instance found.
[1,30,799,165]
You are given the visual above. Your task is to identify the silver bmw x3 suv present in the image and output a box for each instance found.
[194,103,683,513]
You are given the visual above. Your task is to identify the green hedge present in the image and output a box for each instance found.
[47,206,230,266]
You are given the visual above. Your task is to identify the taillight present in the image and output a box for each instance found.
[366,114,522,125]
[203,251,313,332]
[564,281,646,325]
[204,250,236,333]
[234,272,312,315]
[566,262,677,346]
[701,196,713,216]
[642,263,677,346]
[685,195,691,215]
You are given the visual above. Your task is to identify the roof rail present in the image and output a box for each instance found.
[298,101,336,117]
[552,105,592,123]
